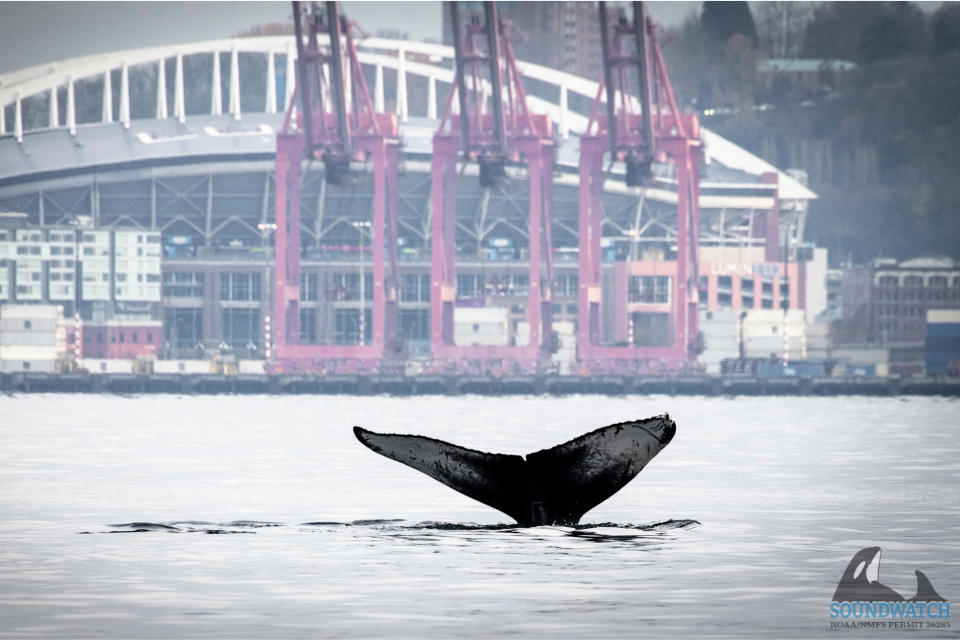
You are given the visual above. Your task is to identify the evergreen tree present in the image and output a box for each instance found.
[932,3,960,56]
[701,1,758,50]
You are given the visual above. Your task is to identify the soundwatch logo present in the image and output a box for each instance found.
[829,547,951,631]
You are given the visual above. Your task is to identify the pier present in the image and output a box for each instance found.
[2,371,958,397]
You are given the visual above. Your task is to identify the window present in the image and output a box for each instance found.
[557,274,578,296]
[300,273,318,302]
[628,276,671,303]
[334,308,371,344]
[399,309,429,341]
[457,274,485,299]
[904,275,923,287]
[510,274,529,294]
[50,246,62,255]
[878,276,898,286]
[929,275,948,287]
[163,272,204,298]
[220,272,261,301]
[402,273,430,302]
[221,308,260,348]
[164,308,203,348]
[132,332,138,343]
[299,308,317,343]
[330,273,372,301]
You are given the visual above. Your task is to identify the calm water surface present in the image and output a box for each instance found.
[1,394,957,638]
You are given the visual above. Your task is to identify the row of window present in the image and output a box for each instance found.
[161,271,581,303]
[876,322,924,334]
[877,306,930,317]
[877,275,960,287]
[83,331,155,344]
[877,291,959,301]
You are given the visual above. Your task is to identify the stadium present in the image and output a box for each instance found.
[0,28,820,373]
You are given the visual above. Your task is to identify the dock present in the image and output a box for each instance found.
[2,372,958,397]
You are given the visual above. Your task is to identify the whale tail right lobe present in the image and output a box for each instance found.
[353,416,676,526]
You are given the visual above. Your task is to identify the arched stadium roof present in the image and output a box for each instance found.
[0,35,815,252]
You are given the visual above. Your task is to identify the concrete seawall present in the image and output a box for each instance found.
[2,372,959,397]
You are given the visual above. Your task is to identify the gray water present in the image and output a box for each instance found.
[0,394,957,638]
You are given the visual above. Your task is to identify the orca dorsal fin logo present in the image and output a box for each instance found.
[353,416,677,526]
[833,547,948,604]
[911,570,946,603]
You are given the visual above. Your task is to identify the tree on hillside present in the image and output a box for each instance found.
[932,3,960,56]
[661,13,710,108]
[802,2,926,63]
[755,2,812,58]
[801,2,877,60]
[858,2,926,62]
[701,1,759,51]
[662,9,760,111]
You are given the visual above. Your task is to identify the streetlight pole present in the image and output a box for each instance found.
[352,220,370,346]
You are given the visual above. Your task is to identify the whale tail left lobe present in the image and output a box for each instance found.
[353,426,529,521]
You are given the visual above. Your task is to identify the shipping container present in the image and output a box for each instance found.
[78,358,135,374]
[153,360,212,375]
[455,307,509,346]
[0,344,60,360]
[925,313,960,376]
[830,347,889,365]
[0,359,57,373]
[238,360,266,374]
[0,332,60,347]
[0,318,60,333]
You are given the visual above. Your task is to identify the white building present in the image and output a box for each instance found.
[0,222,161,318]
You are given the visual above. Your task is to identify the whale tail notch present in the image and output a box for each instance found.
[353,415,676,526]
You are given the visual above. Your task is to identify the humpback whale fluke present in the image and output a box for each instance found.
[353,415,677,527]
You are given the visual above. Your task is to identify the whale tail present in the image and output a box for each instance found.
[353,415,676,526]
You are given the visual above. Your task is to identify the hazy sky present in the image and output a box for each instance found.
[0,1,701,74]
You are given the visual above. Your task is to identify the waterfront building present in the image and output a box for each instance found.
[836,257,960,374]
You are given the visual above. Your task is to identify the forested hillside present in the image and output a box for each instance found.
[662,2,960,264]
